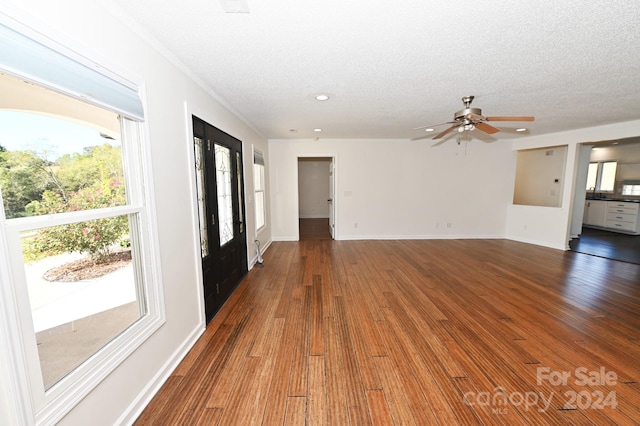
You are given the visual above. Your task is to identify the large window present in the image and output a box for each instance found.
[586,161,618,192]
[0,22,163,424]
[253,149,266,232]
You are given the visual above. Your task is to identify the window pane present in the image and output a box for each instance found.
[236,151,244,234]
[193,137,209,257]
[0,110,125,219]
[254,163,264,191]
[215,144,233,246]
[586,163,598,191]
[622,184,640,196]
[21,215,144,389]
[254,162,265,230]
[255,191,265,230]
[600,162,617,192]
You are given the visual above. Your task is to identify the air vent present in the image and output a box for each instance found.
[219,0,250,13]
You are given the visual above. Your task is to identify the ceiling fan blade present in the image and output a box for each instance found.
[433,125,458,139]
[485,116,535,122]
[413,121,454,130]
[411,134,434,141]
[475,122,500,135]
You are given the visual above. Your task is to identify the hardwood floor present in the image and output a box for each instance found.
[299,218,332,240]
[135,239,640,425]
[570,227,640,265]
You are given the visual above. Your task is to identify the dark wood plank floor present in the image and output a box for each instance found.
[299,218,332,240]
[570,227,640,265]
[135,239,640,425]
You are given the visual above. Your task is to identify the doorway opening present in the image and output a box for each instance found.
[297,157,335,240]
[569,137,640,264]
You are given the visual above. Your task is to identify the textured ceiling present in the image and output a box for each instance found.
[109,0,640,141]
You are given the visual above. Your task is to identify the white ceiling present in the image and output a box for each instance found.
[109,0,640,141]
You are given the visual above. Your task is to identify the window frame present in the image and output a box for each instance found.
[253,148,266,234]
[0,25,165,425]
[621,183,640,196]
[586,161,618,193]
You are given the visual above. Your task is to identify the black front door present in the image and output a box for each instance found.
[193,116,247,323]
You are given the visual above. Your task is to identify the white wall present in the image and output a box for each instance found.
[505,120,640,250]
[298,159,331,218]
[0,1,269,424]
[269,138,516,241]
[513,146,567,207]
[570,144,592,237]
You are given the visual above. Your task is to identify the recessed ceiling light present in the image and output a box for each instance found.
[315,94,329,101]
[219,0,250,13]
[425,128,434,132]
[516,128,527,132]
[314,128,322,132]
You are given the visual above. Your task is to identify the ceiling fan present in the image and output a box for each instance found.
[413,96,534,140]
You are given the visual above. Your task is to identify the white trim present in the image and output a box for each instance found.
[505,236,568,251]
[0,205,35,425]
[253,146,267,236]
[0,85,165,424]
[271,234,505,242]
[36,315,165,425]
[116,323,205,426]
[295,154,339,240]
[271,236,301,242]
[99,1,264,139]
[183,102,207,326]
[5,205,143,232]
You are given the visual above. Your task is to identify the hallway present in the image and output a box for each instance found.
[299,218,332,240]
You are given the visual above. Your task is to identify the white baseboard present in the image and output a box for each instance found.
[272,236,299,241]
[338,234,504,241]
[116,323,205,425]
[505,235,568,251]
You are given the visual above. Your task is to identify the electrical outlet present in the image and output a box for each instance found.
[354,222,358,228]
[446,222,452,228]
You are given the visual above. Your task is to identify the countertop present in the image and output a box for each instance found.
[586,197,640,203]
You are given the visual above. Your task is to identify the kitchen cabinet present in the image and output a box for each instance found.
[583,200,607,227]
[605,201,640,234]
[583,200,640,234]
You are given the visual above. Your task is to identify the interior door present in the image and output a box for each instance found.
[193,116,247,323]
[328,159,335,239]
